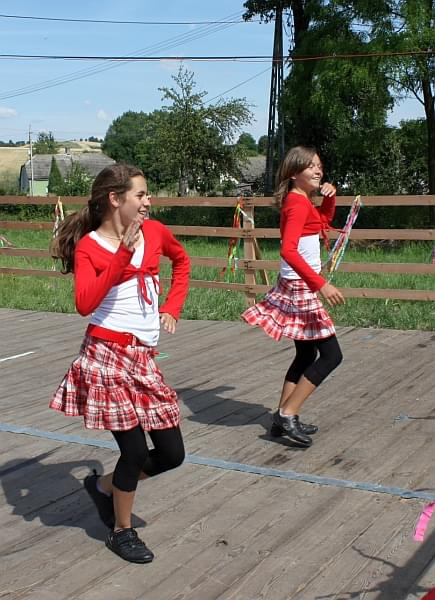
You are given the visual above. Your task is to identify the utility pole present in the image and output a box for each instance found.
[28,124,34,196]
[265,4,285,196]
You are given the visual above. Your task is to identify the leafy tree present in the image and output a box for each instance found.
[102,111,149,165]
[257,134,268,154]
[243,1,433,216]
[236,132,258,156]
[58,162,92,196]
[33,131,58,154]
[158,66,253,195]
[47,157,64,194]
[102,109,175,190]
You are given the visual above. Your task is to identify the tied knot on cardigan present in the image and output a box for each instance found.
[124,265,161,305]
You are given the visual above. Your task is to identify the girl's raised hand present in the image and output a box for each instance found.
[122,215,144,251]
[319,282,345,306]
[320,183,336,197]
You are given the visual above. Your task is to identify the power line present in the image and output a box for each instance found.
[0,50,432,62]
[0,12,242,100]
[0,13,258,25]
[205,67,272,104]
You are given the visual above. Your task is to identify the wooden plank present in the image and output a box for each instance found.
[1,194,435,207]
[3,249,435,276]
[1,311,435,598]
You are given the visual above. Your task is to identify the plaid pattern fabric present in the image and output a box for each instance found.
[50,336,180,431]
[241,276,336,341]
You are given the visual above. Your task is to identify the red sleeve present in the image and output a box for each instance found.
[74,239,134,316]
[317,193,336,225]
[280,198,326,292]
[158,224,190,320]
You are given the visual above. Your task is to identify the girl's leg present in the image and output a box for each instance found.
[104,425,184,564]
[111,424,185,529]
[275,336,342,446]
[278,340,318,408]
[281,335,343,415]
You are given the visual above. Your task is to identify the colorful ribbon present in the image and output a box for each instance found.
[220,198,244,281]
[325,195,362,279]
[414,501,435,542]
[52,197,64,238]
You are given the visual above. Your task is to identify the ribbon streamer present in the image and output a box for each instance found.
[414,501,435,542]
[325,195,362,279]
[219,197,244,281]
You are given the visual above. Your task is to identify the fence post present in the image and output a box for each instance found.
[243,202,256,306]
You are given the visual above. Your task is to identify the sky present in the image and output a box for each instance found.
[0,0,426,144]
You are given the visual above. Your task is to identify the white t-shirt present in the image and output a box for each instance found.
[89,231,160,346]
[280,233,321,280]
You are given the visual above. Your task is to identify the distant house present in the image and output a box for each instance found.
[19,152,116,195]
[237,155,266,195]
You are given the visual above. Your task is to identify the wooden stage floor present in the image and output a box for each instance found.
[0,308,434,599]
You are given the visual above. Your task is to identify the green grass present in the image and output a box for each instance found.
[0,229,434,330]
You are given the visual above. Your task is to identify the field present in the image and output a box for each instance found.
[0,227,434,330]
[0,141,103,181]
[0,147,29,177]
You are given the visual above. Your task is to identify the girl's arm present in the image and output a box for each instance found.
[317,184,336,225]
[159,224,190,320]
[74,242,133,316]
[281,200,326,292]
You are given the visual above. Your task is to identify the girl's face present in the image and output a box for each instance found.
[292,154,323,195]
[118,175,151,226]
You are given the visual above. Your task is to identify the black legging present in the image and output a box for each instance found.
[111,425,185,492]
[285,335,343,387]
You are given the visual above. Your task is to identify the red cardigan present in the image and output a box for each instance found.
[73,219,190,319]
[280,191,336,292]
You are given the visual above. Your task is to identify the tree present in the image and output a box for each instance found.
[47,157,63,194]
[102,111,149,165]
[257,135,268,154]
[58,162,92,196]
[236,132,258,156]
[33,131,57,154]
[159,66,253,195]
[103,109,175,190]
[243,1,433,215]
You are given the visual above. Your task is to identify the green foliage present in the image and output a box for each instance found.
[57,163,93,196]
[158,66,254,195]
[47,157,64,194]
[236,132,258,156]
[243,0,433,201]
[257,135,268,154]
[33,131,58,154]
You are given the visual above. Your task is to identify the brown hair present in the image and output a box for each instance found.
[274,146,319,208]
[51,164,144,273]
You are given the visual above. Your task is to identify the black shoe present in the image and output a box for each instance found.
[84,469,115,529]
[106,528,154,564]
[272,412,313,447]
[271,416,318,437]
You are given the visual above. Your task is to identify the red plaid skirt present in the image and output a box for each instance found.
[241,276,336,341]
[49,335,180,431]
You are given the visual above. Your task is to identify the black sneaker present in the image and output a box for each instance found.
[106,528,154,564]
[271,416,318,437]
[84,469,115,529]
[271,411,313,447]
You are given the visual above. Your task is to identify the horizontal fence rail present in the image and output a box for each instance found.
[0,195,434,303]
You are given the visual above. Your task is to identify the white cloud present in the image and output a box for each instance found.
[84,99,92,106]
[97,109,110,121]
[0,107,17,118]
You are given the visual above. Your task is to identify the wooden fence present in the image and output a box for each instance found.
[0,194,434,304]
